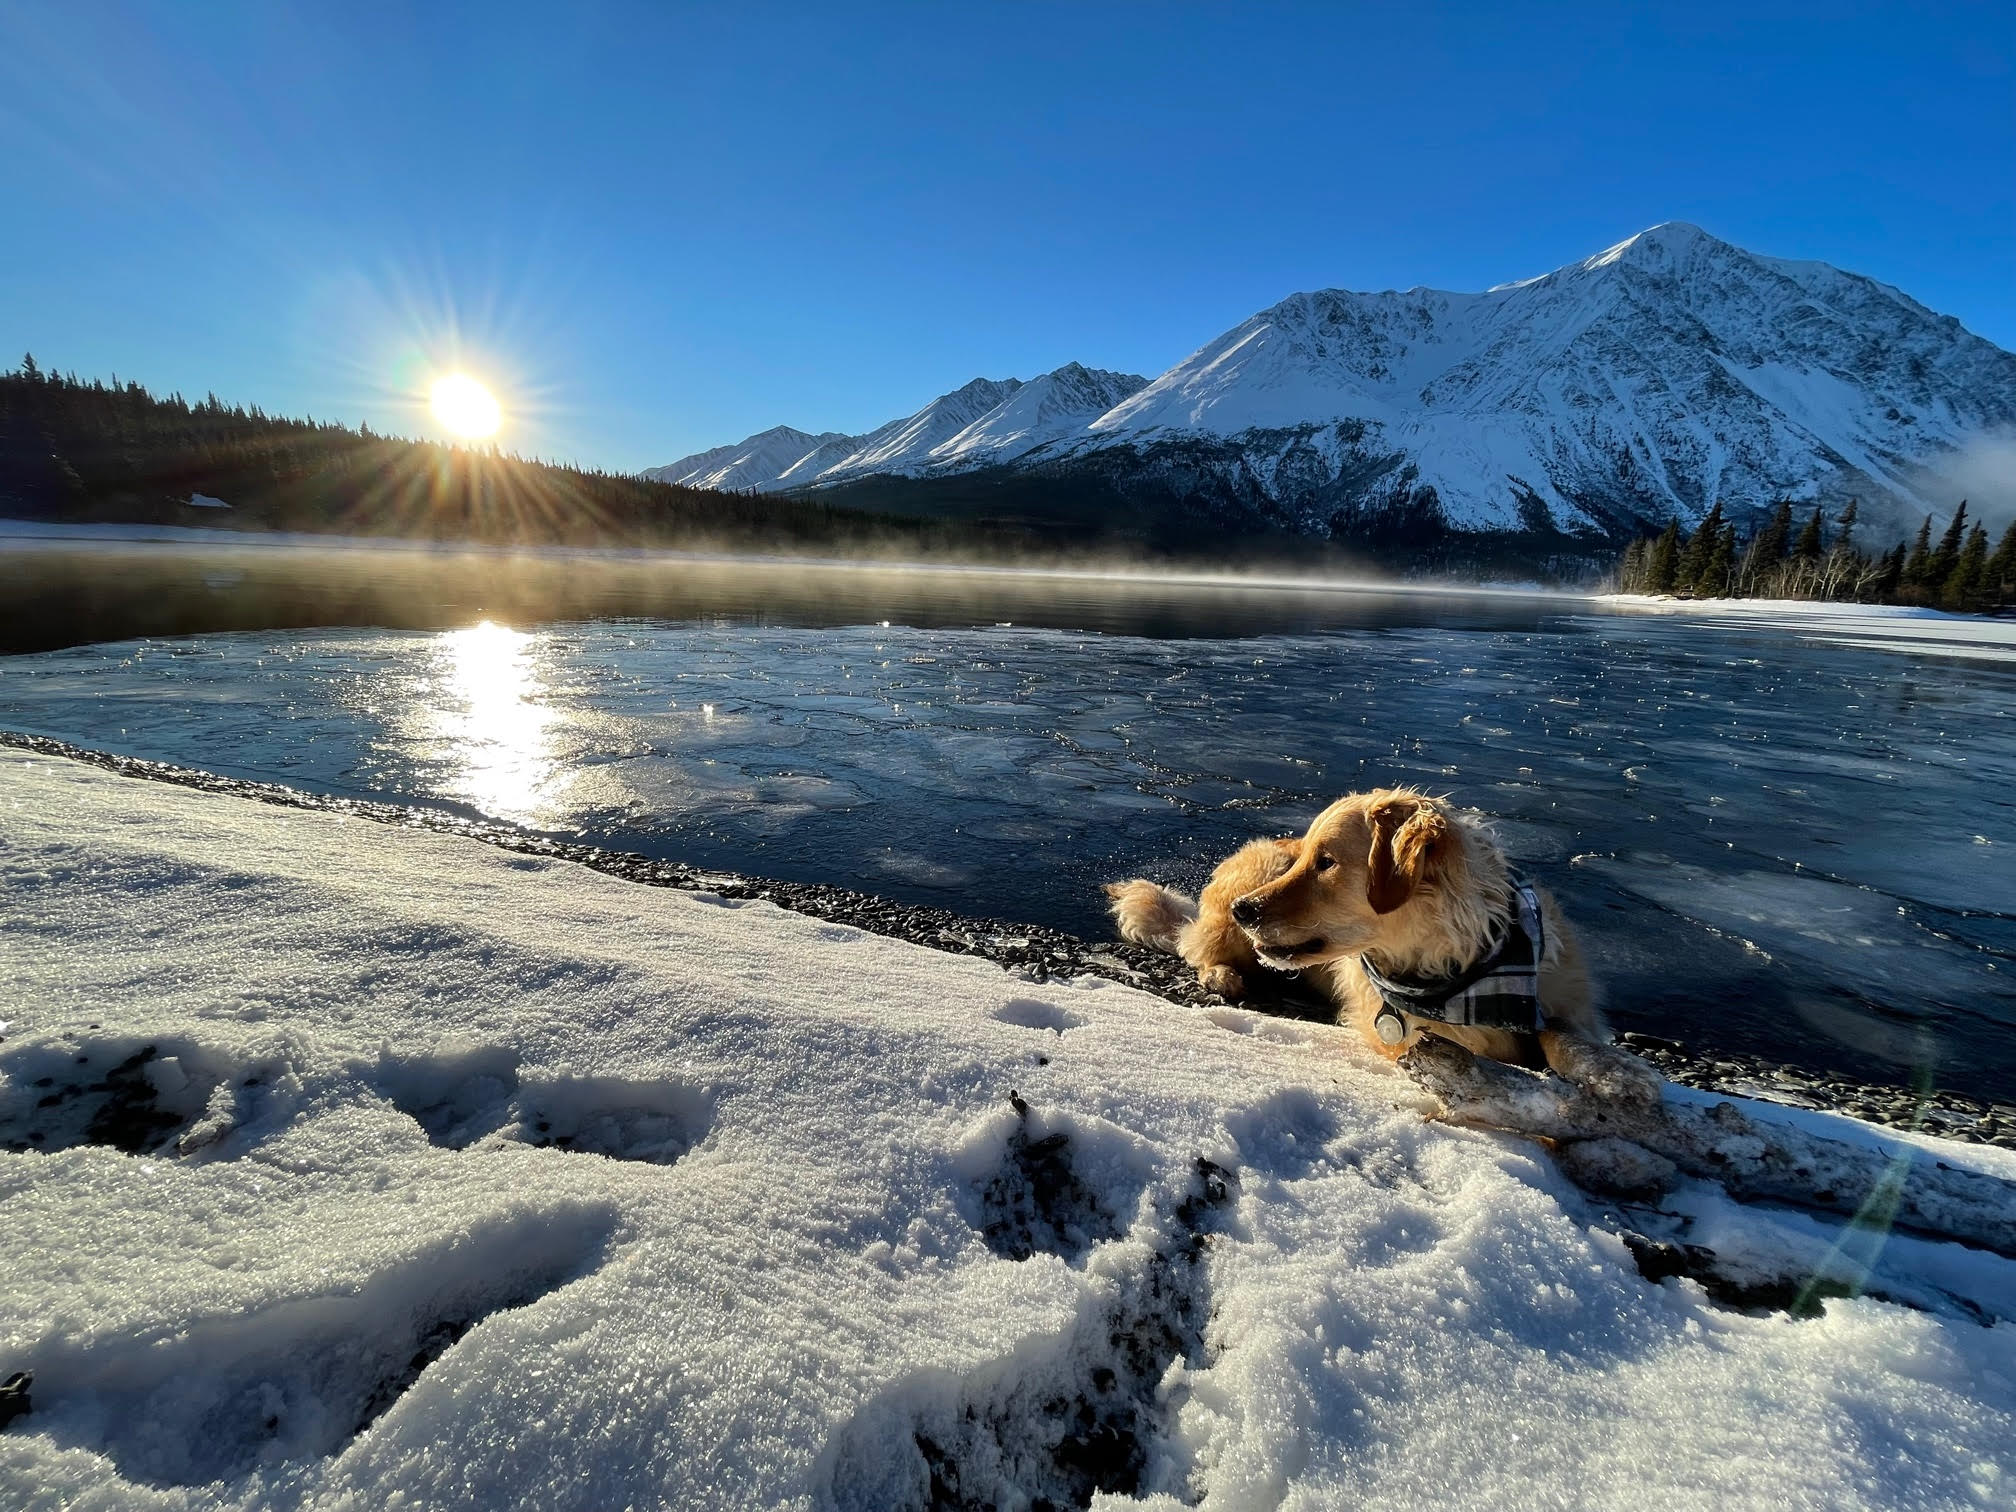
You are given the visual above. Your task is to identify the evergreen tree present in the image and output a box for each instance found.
[1903,515,1935,587]
[1987,519,2016,608]
[1793,505,1824,560]
[1646,519,1682,593]
[1942,523,1991,612]
[1701,521,1738,598]
[1931,501,1969,584]
[19,352,39,381]
[1678,500,1725,593]
[1753,499,1794,563]
[1739,498,1794,595]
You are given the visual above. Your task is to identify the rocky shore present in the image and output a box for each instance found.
[6,729,2010,1151]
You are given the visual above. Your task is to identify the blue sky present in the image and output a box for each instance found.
[2,2,2010,472]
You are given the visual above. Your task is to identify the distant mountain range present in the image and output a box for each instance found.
[648,365,1149,492]
[648,224,2016,549]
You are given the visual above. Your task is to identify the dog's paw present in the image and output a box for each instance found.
[1199,964,1247,1000]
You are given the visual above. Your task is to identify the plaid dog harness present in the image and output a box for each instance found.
[1362,877,1547,1044]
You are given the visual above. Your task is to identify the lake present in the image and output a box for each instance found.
[3,535,2012,1101]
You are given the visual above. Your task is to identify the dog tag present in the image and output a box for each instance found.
[1374,1007,1407,1045]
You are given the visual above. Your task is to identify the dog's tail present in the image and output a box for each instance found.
[1103,879,1197,954]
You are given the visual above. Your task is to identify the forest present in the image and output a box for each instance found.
[0,356,1023,557]
[1613,496,2016,612]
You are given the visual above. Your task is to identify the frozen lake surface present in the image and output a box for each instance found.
[2,542,2012,1100]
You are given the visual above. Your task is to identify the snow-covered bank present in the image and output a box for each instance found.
[1600,593,2016,662]
[2,755,2013,1511]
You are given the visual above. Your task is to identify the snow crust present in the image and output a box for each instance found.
[2,754,2012,1511]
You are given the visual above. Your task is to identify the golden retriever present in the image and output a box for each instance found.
[1106,788,1659,1101]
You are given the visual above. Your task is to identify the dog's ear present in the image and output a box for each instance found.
[1365,797,1450,914]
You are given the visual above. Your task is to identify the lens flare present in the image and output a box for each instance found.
[430,374,502,439]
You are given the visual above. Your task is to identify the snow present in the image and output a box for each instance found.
[1599,595,2016,664]
[185,495,232,510]
[3,753,2013,1511]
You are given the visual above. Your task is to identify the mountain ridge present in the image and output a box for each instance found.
[647,225,2016,543]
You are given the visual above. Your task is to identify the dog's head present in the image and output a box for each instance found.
[1231,790,1464,969]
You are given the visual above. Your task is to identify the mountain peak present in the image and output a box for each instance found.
[1580,220,1723,273]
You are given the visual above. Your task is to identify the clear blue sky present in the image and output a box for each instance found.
[2,1,2010,472]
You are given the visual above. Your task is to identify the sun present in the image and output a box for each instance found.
[430,373,502,439]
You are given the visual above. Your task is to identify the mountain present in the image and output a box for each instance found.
[643,425,855,492]
[645,366,1148,494]
[650,226,2016,547]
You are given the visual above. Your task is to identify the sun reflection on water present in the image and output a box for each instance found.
[430,620,562,822]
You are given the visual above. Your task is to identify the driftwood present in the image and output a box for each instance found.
[1399,1034,2016,1259]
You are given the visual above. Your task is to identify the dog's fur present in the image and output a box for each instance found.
[1108,789,1657,1098]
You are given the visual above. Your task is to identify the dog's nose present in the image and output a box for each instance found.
[1231,895,1262,927]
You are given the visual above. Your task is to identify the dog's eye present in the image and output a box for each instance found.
[1314,854,1336,874]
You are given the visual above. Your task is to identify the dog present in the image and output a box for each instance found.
[1106,788,1659,1102]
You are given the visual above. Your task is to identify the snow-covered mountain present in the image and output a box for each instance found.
[645,366,1147,493]
[650,226,2016,540]
[1069,222,2016,534]
[922,363,1152,470]
[641,425,855,492]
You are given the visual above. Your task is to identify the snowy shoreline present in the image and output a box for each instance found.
[3,728,2007,1149]
[3,747,2014,1509]
[1596,592,2016,661]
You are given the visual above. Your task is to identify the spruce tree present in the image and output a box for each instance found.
[1835,499,1858,546]
[1793,506,1824,560]
[1903,515,1935,587]
[1931,501,1969,584]
[1678,501,1725,594]
[1753,500,1794,562]
[1987,519,2016,609]
[1647,519,1682,593]
[1740,499,1794,596]
[1942,523,1990,612]
[1701,521,1738,598]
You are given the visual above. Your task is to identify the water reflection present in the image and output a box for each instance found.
[425,621,563,823]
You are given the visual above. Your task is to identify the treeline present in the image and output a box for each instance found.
[1615,497,2016,613]
[0,356,1026,555]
